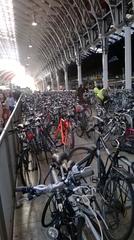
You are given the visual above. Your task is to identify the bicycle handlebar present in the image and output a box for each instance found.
[16,166,94,197]
[16,182,64,195]
[72,167,94,180]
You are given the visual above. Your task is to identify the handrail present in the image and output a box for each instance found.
[0,93,22,240]
[0,94,22,145]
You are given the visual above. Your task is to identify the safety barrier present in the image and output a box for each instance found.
[0,95,22,240]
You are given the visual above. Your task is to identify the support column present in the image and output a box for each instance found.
[132,0,134,12]
[76,56,82,86]
[102,37,108,89]
[55,69,60,91]
[64,65,69,90]
[44,78,47,91]
[42,79,45,91]
[50,73,54,90]
[38,81,42,91]
[125,26,132,90]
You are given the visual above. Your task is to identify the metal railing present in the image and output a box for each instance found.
[0,95,22,240]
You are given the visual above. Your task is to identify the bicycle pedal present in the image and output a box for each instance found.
[47,227,58,239]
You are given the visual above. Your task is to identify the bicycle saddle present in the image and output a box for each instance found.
[52,152,69,164]
[54,106,62,110]
[17,124,24,129]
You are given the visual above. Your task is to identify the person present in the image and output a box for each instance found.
[93,85,109,106]
[2,102,10,125]
[76,84,85,104]
[83,82,90,102]
[5,92,15,113]
[76,82,89,104]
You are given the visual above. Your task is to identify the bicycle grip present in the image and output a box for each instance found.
[74,167,94,180]
[16,186,31,193]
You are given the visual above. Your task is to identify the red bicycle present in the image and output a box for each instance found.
[54,114,75,152]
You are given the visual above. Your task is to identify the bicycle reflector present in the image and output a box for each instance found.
[26,132,35,141]
[75,104,83,113]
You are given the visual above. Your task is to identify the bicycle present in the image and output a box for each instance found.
[87,114,127,148]
[9,124,41,186]
[68,132,134,240]
[74,103,92,138]
[16,154,108,240]
[54,112,75,153]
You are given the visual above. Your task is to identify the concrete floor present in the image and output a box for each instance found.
[13,134,134,240]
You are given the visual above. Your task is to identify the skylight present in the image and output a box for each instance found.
[0,0,18,60]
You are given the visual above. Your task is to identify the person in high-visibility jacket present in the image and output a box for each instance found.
[93,86,108,105]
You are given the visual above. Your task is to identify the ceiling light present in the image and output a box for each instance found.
[32,21,37,26]
[27,56,31,59]
[28,44,32,48]
[32,13,37,26]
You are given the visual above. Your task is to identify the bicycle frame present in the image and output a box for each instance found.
[90,133,134,189]
[46,165,105,240]
[54,117,71,145]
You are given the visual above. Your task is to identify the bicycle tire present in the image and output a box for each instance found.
[87,105,92,117]
[68,147,95,170]
[48,124,63,148]
[64,126,75,153]
[102,175,134,240]
[76,111,85,137]
[76,121,84,137]
[81,206,107,240]
[42,194,106,240]
[86,125,101,143]
[41,193,57,227]
[84,107,92,121]
[20,149,41,186]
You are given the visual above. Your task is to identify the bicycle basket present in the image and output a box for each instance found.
[120,130,134,154]
[125,128,134,139]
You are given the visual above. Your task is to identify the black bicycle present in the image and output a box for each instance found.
[16,154,108,240]
[68,132,134,240]
[9,125,41,186]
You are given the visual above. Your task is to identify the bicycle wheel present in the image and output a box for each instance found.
[81,207,107,240]
[48,124,63,148]
[68,147,93,166]
[64,126,75,153]
[76,121,84,137]
[42,194,58,227]
[102,176,134,240]
[20,149,41,186]
[41,149,52,165]
[86,125,101,143]
[42,194,106,240]
[76,112,85,137]
[84,107,92,121]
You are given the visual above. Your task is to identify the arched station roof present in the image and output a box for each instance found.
[0,0,133,81]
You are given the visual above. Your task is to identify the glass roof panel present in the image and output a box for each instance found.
[0,0,18,60]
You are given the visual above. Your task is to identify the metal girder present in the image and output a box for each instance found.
[58,0,83,48]
[47,16,71,63]
[71,0,91,44]
[53,9,76,60]
[1,0,131,81]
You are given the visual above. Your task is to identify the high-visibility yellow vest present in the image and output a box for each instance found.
[93,87,105,101]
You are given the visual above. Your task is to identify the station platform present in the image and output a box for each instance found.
[13,135,134,240]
